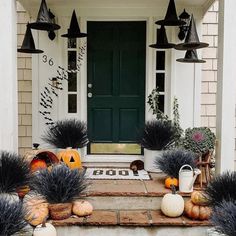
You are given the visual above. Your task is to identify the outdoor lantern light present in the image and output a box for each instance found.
[178,9,191,41]
[61,10,87,38]
[155,0,185,26]
[17,24,44,54]
[175,15,209,50]
[29,0,61,32]
[176,49,206,63]
[149,25,175,49]
[48,9,57,41]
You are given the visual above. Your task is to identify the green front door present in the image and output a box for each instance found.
[87,21,146,154]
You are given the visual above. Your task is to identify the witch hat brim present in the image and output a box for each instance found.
[61,10,87,38]
[29,0,60,31]
[155,0,185,26]
[176,50,206,63]
[149,26,175,49]
[175,15,209,50]
[17,25,44,54]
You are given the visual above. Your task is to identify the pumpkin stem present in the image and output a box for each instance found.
[42,217,47,227]
[170,184,176,194]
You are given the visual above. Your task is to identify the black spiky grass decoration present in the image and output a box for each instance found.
[205,171,236,207]
[139,120,177,150]
[42,119,89,149]
[0,151,30,193]
[30,164,88,204]
[211,201,236,236]
[155,149,197,178]
[0,194,27,235]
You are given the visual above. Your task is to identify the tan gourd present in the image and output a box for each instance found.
[72,200,93,217]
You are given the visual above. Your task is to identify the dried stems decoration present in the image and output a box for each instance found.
[0,151,30,193]
[30,164,88,204]
[0,195,27,235]
[42,118,89,149]
[205,171,236,207]
[211,201,236,236]
[155,149,196,178]
[139,120,178,150]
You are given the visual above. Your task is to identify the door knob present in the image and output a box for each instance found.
[88,92,93,98]
[88,83,93,88]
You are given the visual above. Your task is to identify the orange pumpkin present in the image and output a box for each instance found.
[191,191,209,206]
[57,148,82,169]
[165,177,179,189]
[184,200,211,220]
[30,159,47,172]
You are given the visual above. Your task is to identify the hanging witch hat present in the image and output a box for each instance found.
[176,50,206,63]
[18,24,44,54]
[149,25,175,49]
[155,0,185,26]
[29,0,60,31]
[61,10,87,38]
[175,15,209,50]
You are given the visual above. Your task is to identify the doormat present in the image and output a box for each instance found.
[85,168,150,180]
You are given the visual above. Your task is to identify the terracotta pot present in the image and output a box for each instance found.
[48,203,72,220]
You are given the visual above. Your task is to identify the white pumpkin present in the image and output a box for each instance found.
[72,200,93,217]
[161,187,184,217]
[33,223,57,236]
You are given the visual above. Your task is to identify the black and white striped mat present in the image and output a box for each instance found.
[85,168,150,180]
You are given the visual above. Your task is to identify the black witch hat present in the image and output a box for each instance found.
[155,0,185,26]
[176,50,206,63]
[149,26,175,49]
[175,15,209,50]
[17,24,44,54]
[29,0,60,31]
[61,10,87,38]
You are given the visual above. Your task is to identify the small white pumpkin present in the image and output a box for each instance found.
[161,186,184,217]
[72,200,93,217]
[33,223,57,236]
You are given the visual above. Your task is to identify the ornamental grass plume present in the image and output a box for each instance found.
[205,171,236,207]
[0,151,31,193]
[42,119,89,149]
[30,164,88,204]
[211,201,236,236]
[0,194,27,235]
[155,149,196,178]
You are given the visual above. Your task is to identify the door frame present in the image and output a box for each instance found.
[77,16,170,164]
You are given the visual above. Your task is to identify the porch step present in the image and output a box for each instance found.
[84,173,192,210]
[51,210,211,236]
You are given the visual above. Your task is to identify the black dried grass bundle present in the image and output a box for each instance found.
[0,151,30,193]
[0,195,27,235]
[205,171,236,207]
[155,149,196,178]
[211,201,236,236]
[42,119,89,149]
[30,164,88,203]
[139,120,177,150]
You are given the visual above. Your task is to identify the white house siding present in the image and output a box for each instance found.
[17,2,32,155]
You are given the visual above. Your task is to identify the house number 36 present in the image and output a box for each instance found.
[42,55,54,66]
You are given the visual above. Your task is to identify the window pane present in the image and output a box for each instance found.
[156,73,165,92]
[68,51,77,70]
[159,95,165,112]
[68,73,77,92]
[68,94,77,113]
[156,51,165,70]
[68,38,76,48]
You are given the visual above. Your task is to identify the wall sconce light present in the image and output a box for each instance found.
[48,9,56,41]
[178,9,190,41]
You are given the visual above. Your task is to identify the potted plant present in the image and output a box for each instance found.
[155,149,196,188]
[139,119,177,172]
[0,151,31,197]
[42,119,89,169]
[30,164,88,220]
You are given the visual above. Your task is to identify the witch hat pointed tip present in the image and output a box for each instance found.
[155,0,185,26]
[176,49,206,63]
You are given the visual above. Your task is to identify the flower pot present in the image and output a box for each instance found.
[48,203,72,220]
[144,149,162,173]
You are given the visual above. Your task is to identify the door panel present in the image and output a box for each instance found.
[87,21,146,154]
